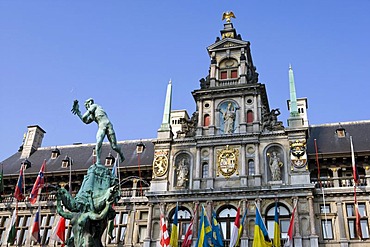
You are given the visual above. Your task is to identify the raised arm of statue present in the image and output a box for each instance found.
[57,198,73,220]
[89,201,112,221]
[71,100,94,124]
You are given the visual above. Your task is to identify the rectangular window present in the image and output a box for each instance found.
[138,225,147,242]
[321,220,333,239]
[220,71,227,79]
[0,216,10,243]
[248,160,255,176]
[320,205,331,214]
[231,70,238,78]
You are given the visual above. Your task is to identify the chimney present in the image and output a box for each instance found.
[21,125,46,159]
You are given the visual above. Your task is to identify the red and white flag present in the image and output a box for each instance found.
[160,212,170,247]
[52,216,66,246]
[29,160,46,204]
[229,206,241,247]
[284,202,297,247]
[30,206,41,243]
[182,220,193,247]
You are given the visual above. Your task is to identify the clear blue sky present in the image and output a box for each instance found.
[1,1,370,161]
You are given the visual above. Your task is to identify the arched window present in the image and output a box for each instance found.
[247,110,254,123]
[204,114,210,127]
[169,207,192,244]
[219,59,239,80]
[248,159,255,175]
[266,203,291,245]
[202,163,209,178]
[218,206,238,244]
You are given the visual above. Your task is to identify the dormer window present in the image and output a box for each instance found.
[336,128,346,138]
[51,147,60,159]
[105,153,115,166]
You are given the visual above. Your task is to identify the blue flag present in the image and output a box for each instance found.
[211,210,224,247]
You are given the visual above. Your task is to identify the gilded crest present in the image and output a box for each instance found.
[153,150,169,177]
[290,140,307,168]
[217,145,239,178]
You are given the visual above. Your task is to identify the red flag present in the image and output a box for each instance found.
[350,137,359,184]
[284,203,297,247]
[53,216,66,246]
[229,206,241,247]
[14,167,24,200]
[160,212,170,247]
[355,205,362,239]
[181,204,198,247]
[182,221,193,247]
[29,160,46,204]
[31,207,41,243]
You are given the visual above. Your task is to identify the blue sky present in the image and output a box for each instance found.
[1,1,370,161]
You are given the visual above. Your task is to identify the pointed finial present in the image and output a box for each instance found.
[169,79,172,84]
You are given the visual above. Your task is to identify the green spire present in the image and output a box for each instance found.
[289,65,299,117]
[159,79,172,131]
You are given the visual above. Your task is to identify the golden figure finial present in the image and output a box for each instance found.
[222,11,236,23]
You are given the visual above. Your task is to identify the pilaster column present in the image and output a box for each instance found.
[308,196,319,247]
[336,201,348,243]
[241,144,246,176]
[196,148,201,178]
[330,168,339,187]
[254,143,261,186]
[146,203,153,239]
[193,201,200,244]
[194,147,201,189]
[293,197,303,247]
[308,196,316,235]
[207,146,214,189]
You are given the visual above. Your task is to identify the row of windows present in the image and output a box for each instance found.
[201,159,255,178]
[320,203,370,240]
[203,110,254,127]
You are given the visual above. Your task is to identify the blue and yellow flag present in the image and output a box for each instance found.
[253,206,272,247]
[170,203,179,247]
[211,210,224,247]
[273,202,281,247]
[195,205,212,247]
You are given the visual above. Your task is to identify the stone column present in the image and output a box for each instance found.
[197,100,203,136]
[253,94,260,132]
[254,143,261,186]
[193,201,200,244]
[308,196,319,247]
[125,205,136,246]
[240,96,246,133]
[207,146,214,188]
[194,148,201,189]
[293,197,303,247]
[330,168,339,187]
[143,203,154,247]
[336,201,349,246]
[209,98,216,135]
[240,199,249,247]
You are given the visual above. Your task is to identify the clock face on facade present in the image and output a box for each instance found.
[153,150,169,177]
[217,145,239,178]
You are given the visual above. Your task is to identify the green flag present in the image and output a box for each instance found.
[7,222,16,244]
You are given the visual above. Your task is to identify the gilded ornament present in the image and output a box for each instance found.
[217,145,239,178]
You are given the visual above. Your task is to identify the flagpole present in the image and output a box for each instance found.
[314,139,328,236]
[350,136,362,239]
[117,154,121,192]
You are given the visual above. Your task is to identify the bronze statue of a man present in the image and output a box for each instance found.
[71,98,125,165]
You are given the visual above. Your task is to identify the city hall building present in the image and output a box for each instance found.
[1,14,370,247]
